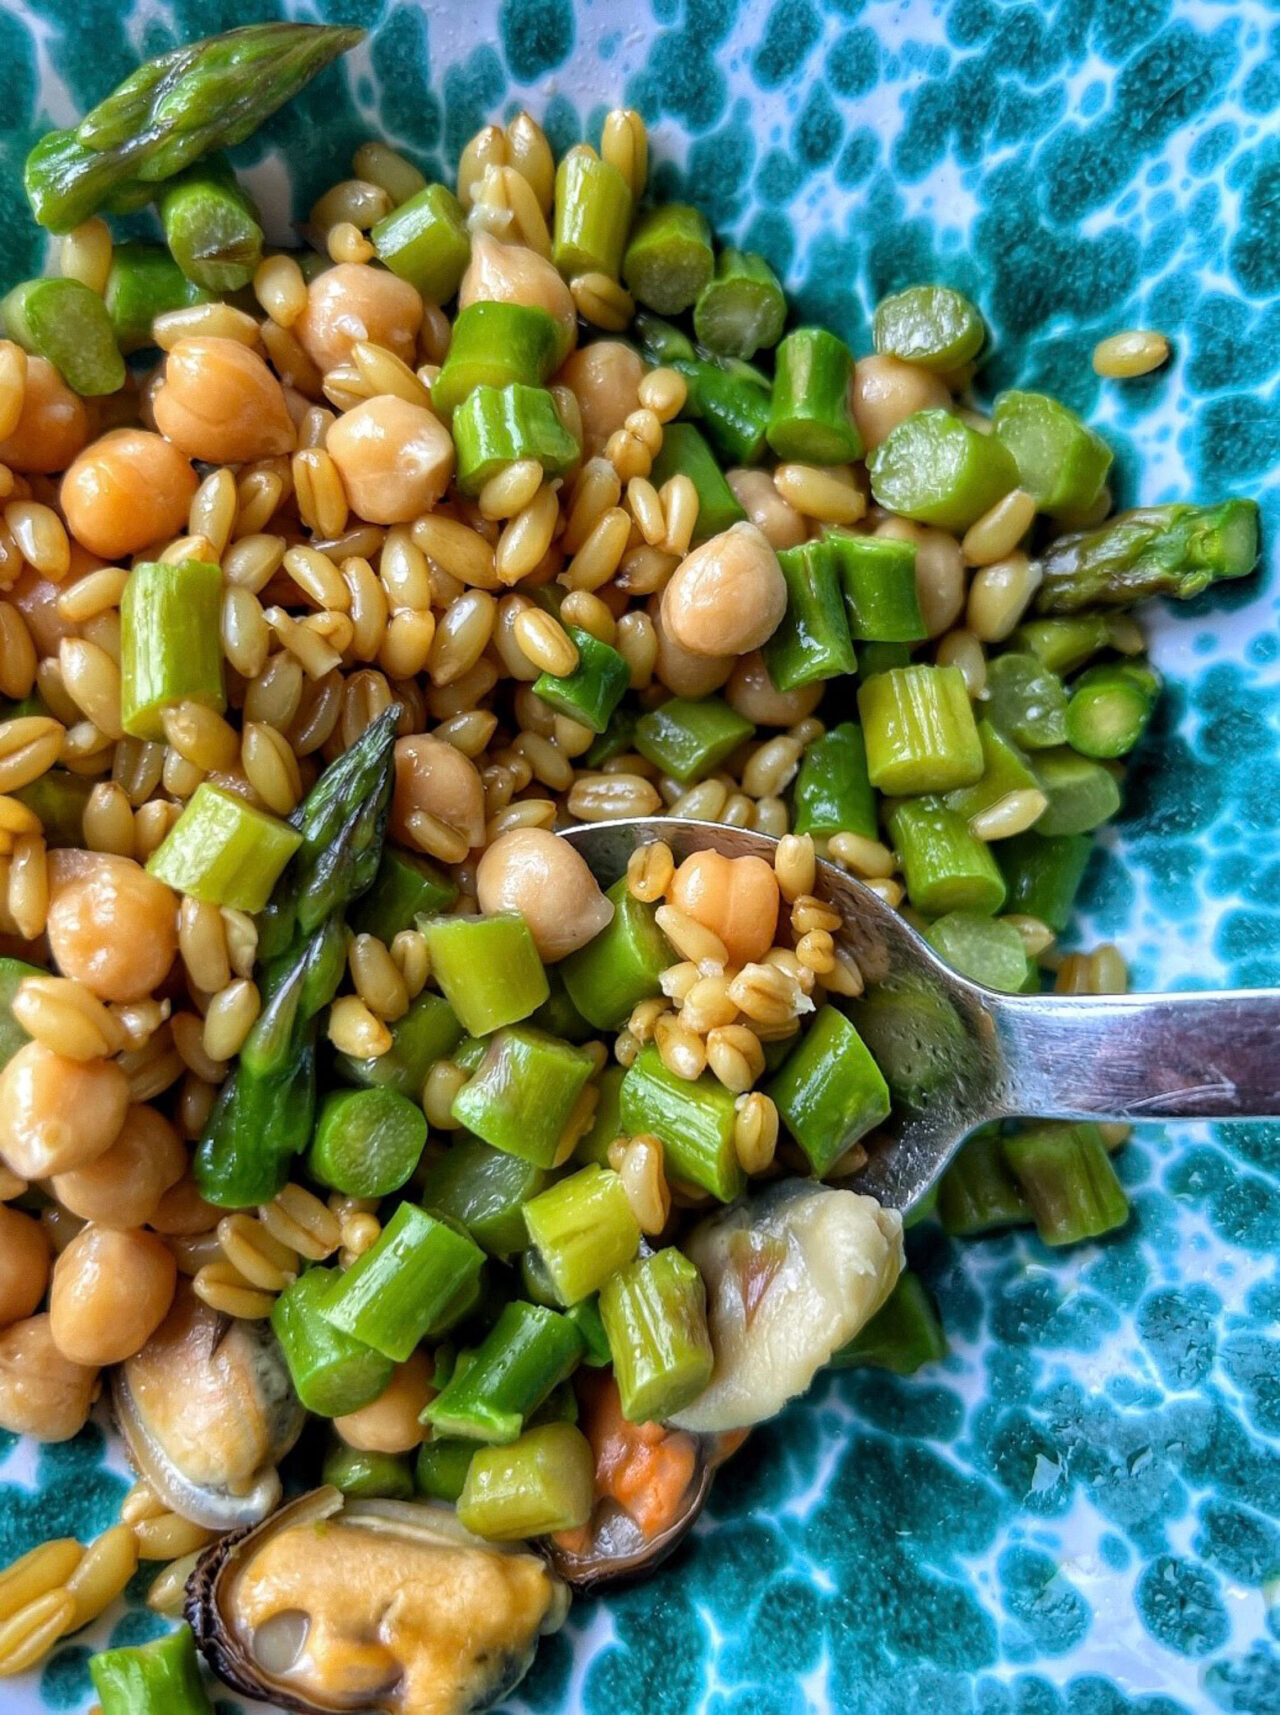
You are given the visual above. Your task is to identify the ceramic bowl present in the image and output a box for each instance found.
[0,3,1276,1712]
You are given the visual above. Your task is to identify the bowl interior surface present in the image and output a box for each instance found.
[0,3,1277,1713]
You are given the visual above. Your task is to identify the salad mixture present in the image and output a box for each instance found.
[0,23,1260,1715]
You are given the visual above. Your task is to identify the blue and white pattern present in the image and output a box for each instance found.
[0,2,1276,1711]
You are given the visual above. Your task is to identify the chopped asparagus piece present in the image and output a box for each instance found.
[623,204,715,315]
[599,1247,714,1422]
[872,286,986,373]
[992,389,1112,519]
[766,1005,891,1175]
[146,784,301,913]
[868,408,1018,533]
[692,248,786,358]
[121,559,225,741]
[419,913,549,1036]
[858,664,984,794]
[620,1046,744,1202]
[2,278,125,396]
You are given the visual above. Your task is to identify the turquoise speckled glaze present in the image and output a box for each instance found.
[1,2,1277,1712]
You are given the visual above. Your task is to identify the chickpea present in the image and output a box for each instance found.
[326,395,454,525]
[46,850,178,1003]
[557,341,645,459]
[874,515,965,636]
[153,337,296,463]
[477,828,614,961]
[60,428,197,559]
[460,231,576,363]
[0,1041,130,1179]
[726,468,806,550]
[850,355,951,451]
[294,262,424,374]
[391,734,485,850]
[0,1206,51,1327]
[0,355,90,474]
[49,1224,177,1367]
[334,1350,433,1453]
[0,1315,98,1442]
[648,595,733,699]
[669,849,781,968]
[726,651,823,728]
[660,523,787,659]
[52,1105,187,1230]
[148,1171,219,1237]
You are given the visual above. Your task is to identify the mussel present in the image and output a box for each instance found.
[543,1370,740,1592]
[187,1487,570,1715]
[669,1179,904,1433]
[546,1183,901,1587]
[113,1284,306,1529]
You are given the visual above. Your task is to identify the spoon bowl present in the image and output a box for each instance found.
[565,817,1280,1210]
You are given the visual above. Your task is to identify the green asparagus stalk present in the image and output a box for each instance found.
[792,721,878,841]
[121,559,226,741]
[457,1421,595,1539]
[420,1135,549,1257]
[1002,1121,1130,1245]
[1,278,125,397]
[146,784,302,913]
[321,1442,415,1501]
[995,830,1094,932]
[1033,501,1260,613]
[648,423,747,540]
[25,23,365,232]
[829,1272,948,1373]
[89,1626,213,1715]
[924,910,1030,992]
[349,848,458,942]
[623,205,715,316]
[320,1202,486,1360]
[693,249,787,359]
[1032,748,1123,835]
[334,990,463,1096]
[157,154,263,292]
[306,1087,428,1199]
[523,1164,642,1304]
[671,356,772,465]
[764,1005,891,1175]
[415,1437,476,1502]
[258,704,402,959]
[0,955,41,1070]
[633,311,696,366]
[937,1128,1032,1236]
[599,1247,714,1422]
[1011,614,1113,676]
[105,242,209,352]
[195,709,399,1207]
[270,1266,395,1418]
[422,1301,584,1442]
[1064,661,1161,759]
[872,285,986,373]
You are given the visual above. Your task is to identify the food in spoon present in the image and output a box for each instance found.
[0,19,1260,1711]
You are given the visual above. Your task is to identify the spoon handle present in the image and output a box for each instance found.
[991,988,1280,1121]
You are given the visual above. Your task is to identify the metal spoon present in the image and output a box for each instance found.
[565,817,1280,1211]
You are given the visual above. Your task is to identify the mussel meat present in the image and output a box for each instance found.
[669,1179,904,1433]
[187,1487,569,1715]
[113,1283,306,1530]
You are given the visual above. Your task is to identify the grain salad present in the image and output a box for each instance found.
[0,21,1261,1715]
